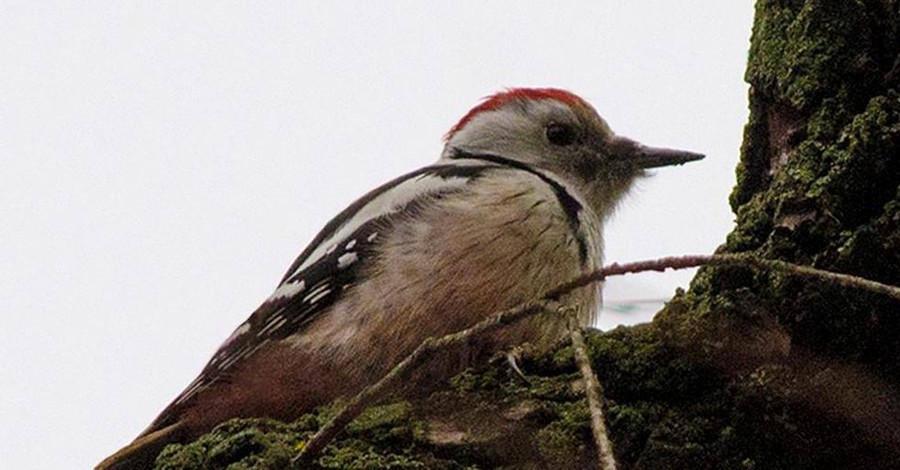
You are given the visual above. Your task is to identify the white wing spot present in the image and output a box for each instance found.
[367,232,378,242]
[218,347,248,371]
[219,322,252,351]
[338,252,358,269]
[303,282,330,302]
[345,239,357,250]
[268,279,306,301]
[304,285,332,305]
[258,314,289,337]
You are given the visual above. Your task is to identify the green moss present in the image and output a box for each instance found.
[836,186,900,283]
[448,365,506,395]
[154,403,432,470]
[746,0,880,111]
[345,402,415,443]
[155,419,309,470]
[734,0,897,211]
[534,401,590,467]
[725,193,773,252]
[811,92,900,225]
[316,445,425,470]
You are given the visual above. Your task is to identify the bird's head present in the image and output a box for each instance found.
[441,88,704,219]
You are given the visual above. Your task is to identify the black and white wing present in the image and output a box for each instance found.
[157,161,497,415]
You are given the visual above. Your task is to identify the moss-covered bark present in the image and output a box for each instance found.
[154,1,900,468]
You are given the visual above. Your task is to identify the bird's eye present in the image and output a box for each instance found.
[545,123,576,146]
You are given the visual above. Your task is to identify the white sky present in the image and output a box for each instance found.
[1,2,753,468]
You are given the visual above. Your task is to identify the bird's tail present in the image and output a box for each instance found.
[95,422,184,470]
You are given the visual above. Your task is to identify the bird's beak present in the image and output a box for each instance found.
[632,144,705,169]
[607,136,705,169]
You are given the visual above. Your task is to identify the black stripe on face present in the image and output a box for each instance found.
[449,148,588,265]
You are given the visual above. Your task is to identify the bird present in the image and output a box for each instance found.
[97,87,703,469]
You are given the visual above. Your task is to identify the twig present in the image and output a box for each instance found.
[294,253,900,466]
[566,309,617,470]
[546,253,900,301]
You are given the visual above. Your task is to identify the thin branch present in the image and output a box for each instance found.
[566,309,617,470]
[546,254,900,301]
[294,253,900,466]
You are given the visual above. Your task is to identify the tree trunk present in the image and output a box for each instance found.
[154,2,900,468]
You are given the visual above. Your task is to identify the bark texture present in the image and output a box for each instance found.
[153,1,900,468]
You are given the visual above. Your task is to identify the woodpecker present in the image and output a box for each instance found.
[97,88,703,469]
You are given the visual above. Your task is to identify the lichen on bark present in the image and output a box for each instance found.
[153,1,900,468]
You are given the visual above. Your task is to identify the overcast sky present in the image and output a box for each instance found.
[1,2,754,468]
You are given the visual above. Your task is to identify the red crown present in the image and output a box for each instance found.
[445,88,589,141]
